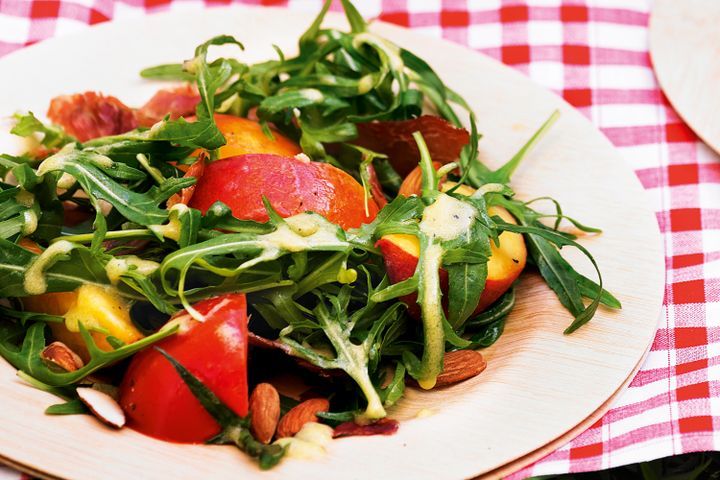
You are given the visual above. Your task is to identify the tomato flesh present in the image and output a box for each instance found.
[119,294,249,443]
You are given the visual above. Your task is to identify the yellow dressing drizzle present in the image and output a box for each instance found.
[105,256,160,285]
[273,422,334,460]
[23,240,74,295]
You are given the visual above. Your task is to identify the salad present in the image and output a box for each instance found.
[0,0,621,469]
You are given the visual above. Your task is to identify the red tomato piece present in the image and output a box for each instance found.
[119,294,249,443]
[47,92,138,142]
[188,153,379,230]
[353,115,470,177]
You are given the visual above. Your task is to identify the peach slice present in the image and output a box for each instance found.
[189,153,379,230]
[376,181,526,319]
[214,114,302,159]
[22,286,143,362]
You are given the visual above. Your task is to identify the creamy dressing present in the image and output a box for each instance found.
[298,89,324,102]
[274,422,334,460]
[475,183,506,197]
[105,256,160,285]
[263,214,343,253]
[415,193,479,390]
[36,144,74,176]
[352,33,404,72]
[14,190,34,207]
[420,193,476,242]
[37,144,113,176]
[357,74,375,94]
[416,242,444,391]
[149,204,188,242]
[56,172,77,190]
[21,210,37,235]
[23,240,74,295]
[285,213,321,237]
[135,154,164,184]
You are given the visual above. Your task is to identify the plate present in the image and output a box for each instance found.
[650,0,720,154]
[0,6,664,480]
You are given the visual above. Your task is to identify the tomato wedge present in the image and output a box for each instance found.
[119,294,249,443]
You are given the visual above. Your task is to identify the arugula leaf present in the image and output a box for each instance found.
[348,194,424,250]
[378,362,405,407]
[37,146,193,248]
[186,36,243,151]
[0,321,177,386]
[494,218,605,334]
[446,262,487,329]
[340,0,367,33]
[464,288,515,329]
[578,274,621,309]
[46,399,87,415]
[0,184,37,240]
[0,305,63,325]
[0,238,116,298]
[11,112,76,149]
[139,64,195,82]
[299,0,332,52]
[467,317,506,349]
[279,290,402,420]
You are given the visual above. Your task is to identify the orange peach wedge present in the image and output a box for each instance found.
[376,178,527,319]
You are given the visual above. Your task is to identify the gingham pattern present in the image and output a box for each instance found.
[0,0,718,478]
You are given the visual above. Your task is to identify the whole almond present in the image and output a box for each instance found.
[276,398,329,438]
[249,383,280,444]
[435,350,487,387]
[41,342,84,372]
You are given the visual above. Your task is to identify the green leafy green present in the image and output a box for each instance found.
[11,112,76,149]
[0,321,177,386]
[0,2,621,468]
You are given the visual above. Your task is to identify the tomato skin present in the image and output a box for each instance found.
[188,153,379,230]
[119,294,248,443]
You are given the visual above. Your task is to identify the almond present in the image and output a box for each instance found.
[77,387,125,429]
[276,398,329,438]
[41,342,84,372]
[249,383,281,444]
[435,350,487,387]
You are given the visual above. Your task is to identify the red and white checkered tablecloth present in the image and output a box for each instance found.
[1,0,718,478]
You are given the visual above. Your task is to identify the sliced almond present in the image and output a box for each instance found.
[249,383,281,444]
[435,350,487,387]
[276,398,329,438]
[41,342,84,372]
[76,387,126,429]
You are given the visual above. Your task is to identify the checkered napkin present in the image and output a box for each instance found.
[1,1,718,478]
